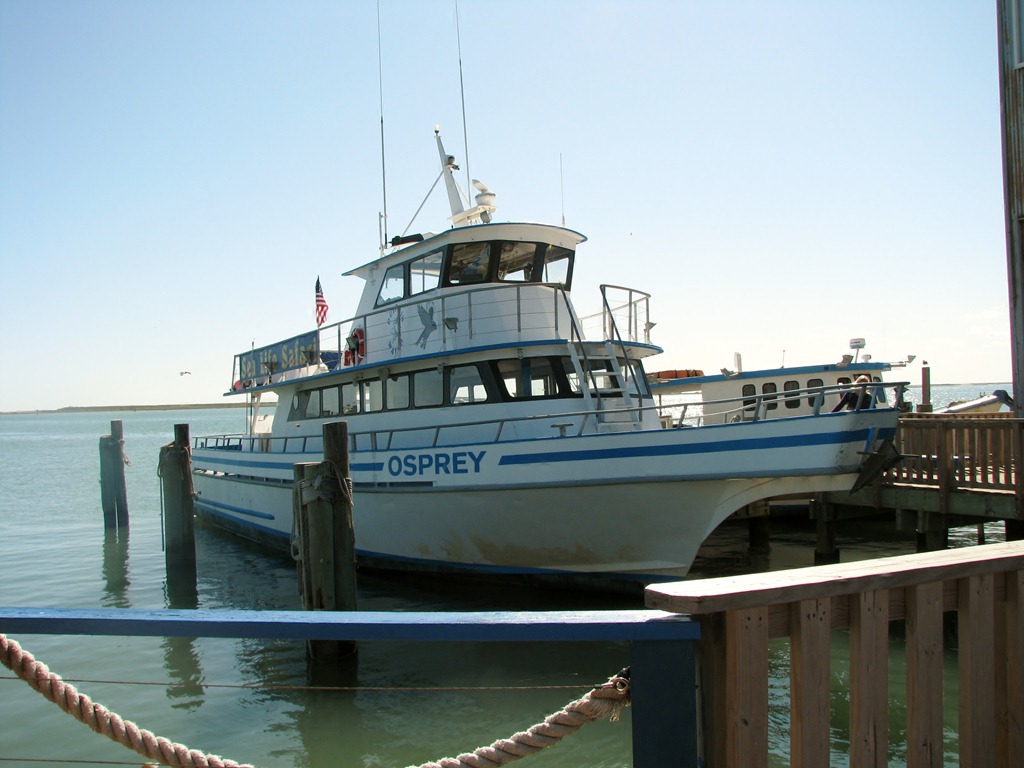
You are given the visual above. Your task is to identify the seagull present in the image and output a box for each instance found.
[179,371,192,376]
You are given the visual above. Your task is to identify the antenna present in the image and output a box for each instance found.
[455,0,471,203]
[559,153,565,226]
[377,1,388,254]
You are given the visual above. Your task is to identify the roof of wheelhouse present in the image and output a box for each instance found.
[343,221,587,280]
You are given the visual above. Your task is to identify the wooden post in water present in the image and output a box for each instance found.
[161,424,197,598]
[294,421,357,661]
[812,493,840,565]
[99,419,129,529]
[917,362,933,413]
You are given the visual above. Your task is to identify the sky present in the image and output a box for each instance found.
[0,0,1010,411]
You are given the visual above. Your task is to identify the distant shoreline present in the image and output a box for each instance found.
[0,402,251,416]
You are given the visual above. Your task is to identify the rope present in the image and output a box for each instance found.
[2,630,630,768]
[0,633,254,768]
[411,668,631,768]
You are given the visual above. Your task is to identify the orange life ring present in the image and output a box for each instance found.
[343,328,365,366]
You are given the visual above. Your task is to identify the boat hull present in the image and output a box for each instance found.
[192,409,898,586]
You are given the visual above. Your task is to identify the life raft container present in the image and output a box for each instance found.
[343,328,365,366]
[651,369,704,380]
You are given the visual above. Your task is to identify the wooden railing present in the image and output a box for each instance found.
[888,413,1022,492]
[646,540,1024,768]
[0,607,701,768]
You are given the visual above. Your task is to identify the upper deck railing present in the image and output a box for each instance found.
[193,381,902,456]
[232,282,659,393]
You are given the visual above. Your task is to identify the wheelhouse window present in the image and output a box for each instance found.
[376,264,406,306]
[447,242,491,285]
[410,250,444,295]
[540,245,574,288]
[497,242,538,282]
[762,382,778,410]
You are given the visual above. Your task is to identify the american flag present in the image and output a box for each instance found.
[315,277,329,327]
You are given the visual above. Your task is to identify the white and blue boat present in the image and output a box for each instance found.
[191,131,904,589]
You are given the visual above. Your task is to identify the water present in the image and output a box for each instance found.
[0,388,1009,767]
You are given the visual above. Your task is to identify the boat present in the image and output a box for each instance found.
[647,342,914,426]
[932,389,1013,414]
[190,129,905,590]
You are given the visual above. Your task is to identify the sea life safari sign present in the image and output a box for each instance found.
[237,331,319,382]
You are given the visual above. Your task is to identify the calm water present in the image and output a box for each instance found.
[0,386,1009,767]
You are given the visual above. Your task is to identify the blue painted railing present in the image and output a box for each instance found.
[0,607,700,768]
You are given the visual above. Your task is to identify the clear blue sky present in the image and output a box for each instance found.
[0,0,1008,411]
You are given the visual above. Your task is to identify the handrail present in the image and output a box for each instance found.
[645,540,1024,768]
[234,281,584,388]
[872,412,1024,496]
[194,382,905,455]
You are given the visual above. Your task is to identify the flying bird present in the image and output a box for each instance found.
[180,371,192,376]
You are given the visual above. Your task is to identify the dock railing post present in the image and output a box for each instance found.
[629,638,699,768]
[99,419,129,529]
[160,424,197,603]
[294,420,357,661]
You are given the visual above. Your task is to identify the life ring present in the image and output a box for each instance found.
[343,328,365,366]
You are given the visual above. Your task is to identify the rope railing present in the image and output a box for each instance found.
[1,632,631,768]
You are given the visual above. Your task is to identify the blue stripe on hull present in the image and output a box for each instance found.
[499,426,892,466]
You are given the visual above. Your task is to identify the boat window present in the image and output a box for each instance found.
[540,245,574,288]
[497,242,539,282]
[586,360,623,396]
[807,378,824,408]
[376,264,406,306]
[342,382,359,414]
[558,358,583,394]
[619,359,650,397]
[449,365,488,404]
[742,384,756,413]
[304,389,321,419]
[837,377,852,385]
[361,379,383,412]
[783,380,800,409]
[322,386,340,417]
[762,382,778,410]
[448,242,491,285]
[410,250,444,295]
[493,357,580,400]
[413,369,444,407]
[288,392,308,421]
[386,374,410,410]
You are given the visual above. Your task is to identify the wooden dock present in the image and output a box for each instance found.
[646,540,1024,768]
[820,413,1024,547]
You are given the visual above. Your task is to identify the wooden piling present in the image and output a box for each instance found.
[917,363,933,413]
[812,494,840,565]
[99,419,129,529]
[160,423,197,601]
[294,421,357,661]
